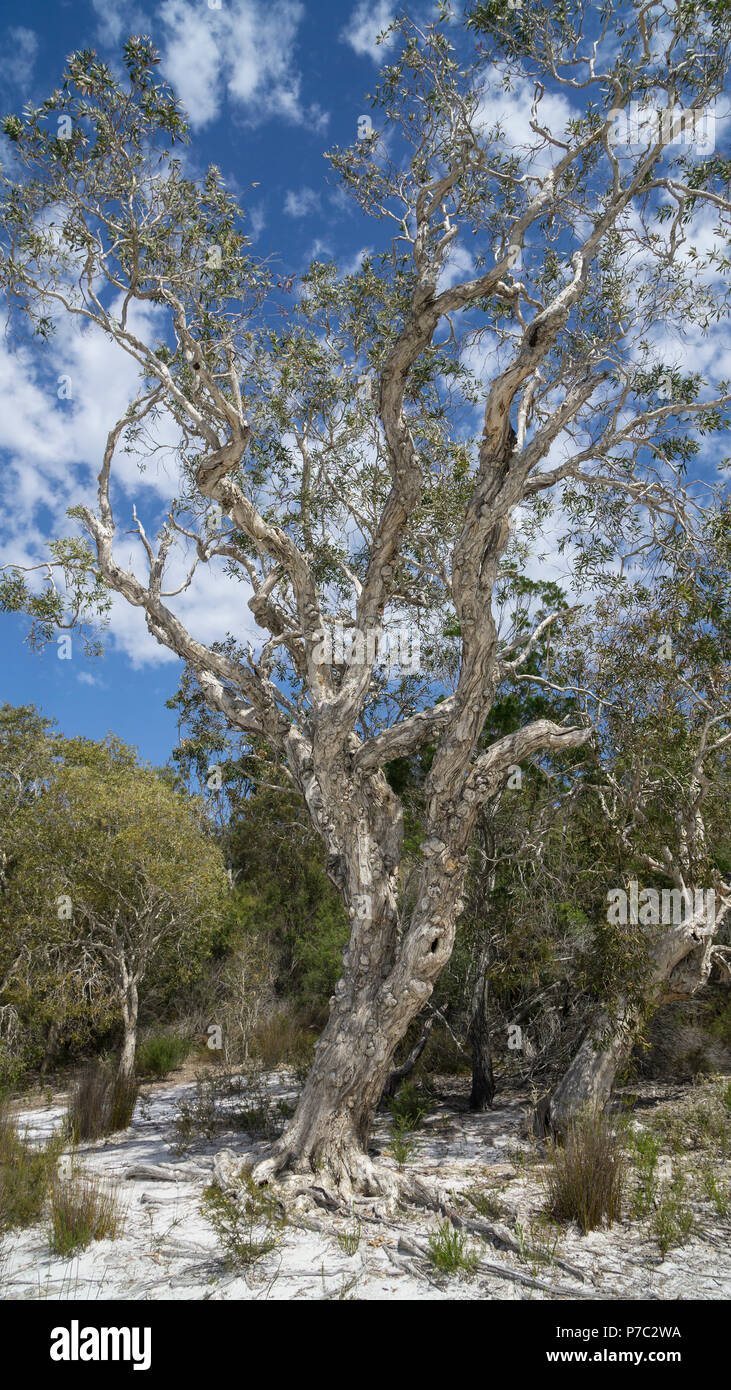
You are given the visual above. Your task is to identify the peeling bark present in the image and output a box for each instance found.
[544,901,725,1137]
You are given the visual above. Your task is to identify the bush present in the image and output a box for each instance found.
[652,1165,693,1258]
[630,1129,661,1216]
[108,1074,139,1132]
[49,1173,124,1256]
[201,1169,285,1269]
[68,1063,112,1142]
[136,1034,190,1080]
[388,1080,428,1130]
[427,1222,478,1275]
[68,1062,139,1142]
[544,1109,625,1233]
[171,1063,284,1154]
[249,1014,316,1071]
[0,1102,63,1233]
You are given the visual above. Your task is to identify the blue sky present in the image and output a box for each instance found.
[0,0,402,766]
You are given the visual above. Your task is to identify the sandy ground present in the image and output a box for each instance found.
[1,1071,729,1301]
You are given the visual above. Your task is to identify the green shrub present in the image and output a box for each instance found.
[652,1165,693,1258]
[427,1222,478,1275]
[336,1217,362,1255]
[388,1080,427,1130]
[630,1129,661,1216]
[0,1103,63,1233]
[464,1186,505,1221]
[701,1163,729,1217]
[49,1173,124,1255]
[201,1169,285,1269]
[544,1109,624,1233]
[136,1034,190,1080]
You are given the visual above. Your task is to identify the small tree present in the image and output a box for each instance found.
[11,736,227,1081]
[543,554,731,1132]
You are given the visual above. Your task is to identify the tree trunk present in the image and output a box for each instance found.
[543,902,719,1137]
[118,980,138,1083]
[251,719,588,1192]
[468,965,495,1110]
[40,1018,61,1077]
[253,793,467,1194]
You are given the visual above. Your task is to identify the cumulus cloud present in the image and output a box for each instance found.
[159,0,328,132]
[89,0,147,47]
[4,27,38,90]
[341,1,395,62]
[283,187,321,218]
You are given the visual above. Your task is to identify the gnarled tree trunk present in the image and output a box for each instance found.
[543,900,722,1137]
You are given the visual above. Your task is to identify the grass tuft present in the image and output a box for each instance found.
[544,1108,624,1233]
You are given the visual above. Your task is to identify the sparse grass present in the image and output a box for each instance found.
[0,1103,63,1234]
[49,1173,124,1256]
[427,1221,478,1276]
[514,1216,561,1275]
[700,1162,730,1217]
[464,1186,505,1221]
[544,1109,624,1234]
[201,1169,285,1269]
[136,1034,190,1080]
[652,1163,693,1258]
[651,1078,731,1158]
[629,1128,661,1216]
[335,1216,362,1256]
[172,1063,283,1154]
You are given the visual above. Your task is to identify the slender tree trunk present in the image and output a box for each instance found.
[468,961,495,1111]
[544,903,719,1136]
[40,1018,61,1077]
[118,980,139,1083]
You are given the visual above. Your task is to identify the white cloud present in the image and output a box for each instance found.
[4,27,38,89]
[77,670,103,687]
[89,0,147,47]
[437,242,474,294]
[159,0,328,132]
[248,203,266,240]
[341,1,395,62]
[283,187,321,218]
[475,81,578,177]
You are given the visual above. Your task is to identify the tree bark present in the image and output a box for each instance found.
[118,979,139,1083]
[468,963,495,1111]
[543,902,720,1137]
[40,1018,61,1077]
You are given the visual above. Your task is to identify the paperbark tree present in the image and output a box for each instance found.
[1,7,729,1191]
[8,736,227,1082]
[541,579,731,1134]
